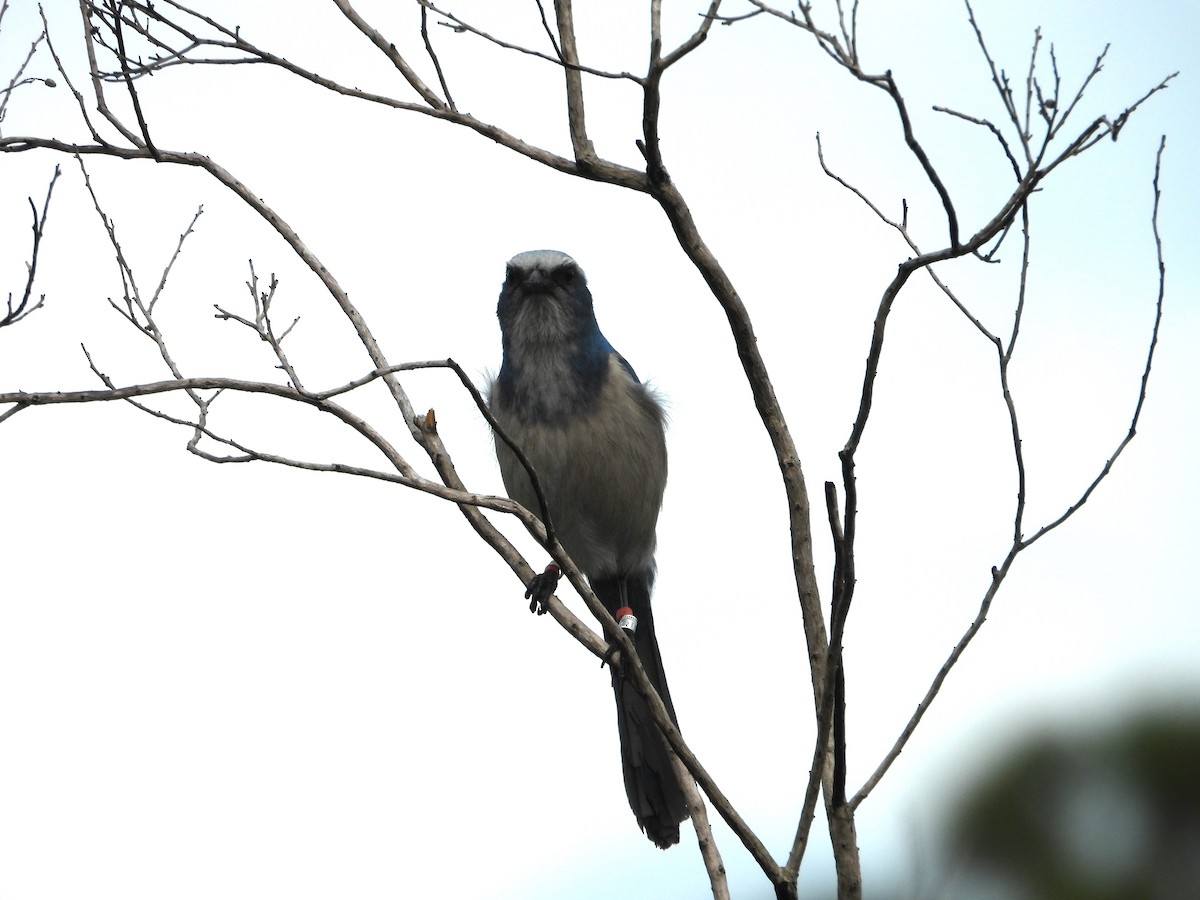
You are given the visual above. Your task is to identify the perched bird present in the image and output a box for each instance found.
[489,249,689,848]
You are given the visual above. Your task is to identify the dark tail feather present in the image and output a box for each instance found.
[593,569,690,849]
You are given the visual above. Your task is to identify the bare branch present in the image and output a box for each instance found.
[748,1,960,247]
[640,79,825,898]
[851,135,1170,810]
[150,205,203,316]
[422,0,642,83]
[0,18,54,133]
[38,6,107,145]
[107,0,159,157]
[62,0,651,188]
[552,0,597,167]
[781,482,846,880]
[1020,136,1168,548]
[2,164,59,329]
[419,3,456,112]
[213,262,305,390]
[332,0,448,111]
[660,1,723,69]
[78,0,144,146]
[849,551,1012,809]
[964,0,1023,149]
[676,764,729,900]
[532,0,561,57]
[708,8,763,26]
[932,105,1021,180]
[1048,43,1107,143]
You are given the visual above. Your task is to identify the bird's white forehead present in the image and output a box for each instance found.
[508,249,582,274]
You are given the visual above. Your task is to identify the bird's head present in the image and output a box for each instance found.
[497,250,600,346]
[493,250,633,419]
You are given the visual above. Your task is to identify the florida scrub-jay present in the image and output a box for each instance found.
[488,249,689,848]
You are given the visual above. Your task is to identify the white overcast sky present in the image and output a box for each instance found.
[1,2,1197,898]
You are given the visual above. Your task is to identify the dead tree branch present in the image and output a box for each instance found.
[2,164,59,329]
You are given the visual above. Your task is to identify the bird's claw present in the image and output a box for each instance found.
[600,641,620,669]
[524,563,560,615]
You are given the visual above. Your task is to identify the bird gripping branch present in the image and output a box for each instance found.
[489,250,688,849]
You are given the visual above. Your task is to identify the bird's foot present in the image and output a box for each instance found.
[524,563,560,615]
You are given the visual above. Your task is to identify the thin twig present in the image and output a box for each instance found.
[214,262,305,391]
[852,135,1169,810]
[2,164,60,328]
[107,0,158,156]
[0,19,52,132]
[1020,136,1168,548]
[419,3,456,112]
[67,0,651,189]
[423,0,641,83]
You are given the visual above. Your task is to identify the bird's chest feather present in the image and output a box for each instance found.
[494,340,609,425]
[491,355,666,564]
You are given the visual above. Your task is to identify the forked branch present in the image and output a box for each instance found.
[2,164,59,329]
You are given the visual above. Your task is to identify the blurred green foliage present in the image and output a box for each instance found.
[941,708,1200,899]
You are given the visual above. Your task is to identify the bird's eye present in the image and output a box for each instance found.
[552,265,576,286]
